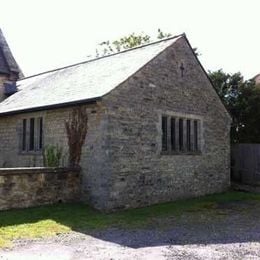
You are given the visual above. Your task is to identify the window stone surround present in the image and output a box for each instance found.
[18,114,45,155]
[157,110,204,155]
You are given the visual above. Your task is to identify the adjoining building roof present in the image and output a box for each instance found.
[0,29,23,78]
[0,34,183,116]
[253,73,260,84]
[253,73,260,78]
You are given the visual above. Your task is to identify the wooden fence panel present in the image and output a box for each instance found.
[231,144,260,185]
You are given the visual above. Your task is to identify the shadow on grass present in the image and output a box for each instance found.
[1,191,260,248]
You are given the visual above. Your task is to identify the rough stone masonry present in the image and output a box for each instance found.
[0,34,231,211]
[0,167,80,210]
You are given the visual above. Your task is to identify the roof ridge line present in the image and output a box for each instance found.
[20,33,185,81]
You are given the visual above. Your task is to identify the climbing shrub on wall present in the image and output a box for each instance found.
[65,107,88,167]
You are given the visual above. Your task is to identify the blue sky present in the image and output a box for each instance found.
[0,0,259,79]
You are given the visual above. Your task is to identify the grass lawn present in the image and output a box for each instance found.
[0,191,260,248]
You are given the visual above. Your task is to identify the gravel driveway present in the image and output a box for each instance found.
[1,200,260,260]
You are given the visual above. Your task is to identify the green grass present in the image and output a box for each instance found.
[0,191,260,248]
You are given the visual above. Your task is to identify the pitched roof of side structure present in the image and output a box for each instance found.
[0,34,183,115]
[253,73,260,81]
[0,29,23,78]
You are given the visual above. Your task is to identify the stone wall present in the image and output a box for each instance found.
[0,167,81,210]
[101,37,231,211]
[0,104,110,209]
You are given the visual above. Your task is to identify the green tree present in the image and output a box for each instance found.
[209,69,260,143]
[96,29,175,57]
[209,69,245,111]
[96,29,199,57]
[96,32,151,57]
[235,83,260,143]
[157,28,172,39]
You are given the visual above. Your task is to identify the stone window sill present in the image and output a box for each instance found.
[161,151,202,156]
[18,151,43,156]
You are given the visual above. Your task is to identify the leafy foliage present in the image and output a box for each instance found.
[234,84,260,143]
[43,145,63,167]
[96,32,151,56]
[209,69,260,143]
[96,29,173,57]
[157,28,172,39]
[96,29,199,57]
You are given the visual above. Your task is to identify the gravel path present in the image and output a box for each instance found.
[1,200,260,260]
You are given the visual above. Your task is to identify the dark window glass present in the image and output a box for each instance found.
[187,119,191,151]
[22,119,27,151]
[39,117,43,150]
[162,116,168,151]
[29,118,35,151]
[171,118,176,151]
[179,118,183,150]
[194,120,198,151]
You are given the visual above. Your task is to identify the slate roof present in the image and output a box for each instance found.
[0,34,183,116]
[0,29,23,78]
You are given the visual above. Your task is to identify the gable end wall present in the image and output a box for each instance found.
[102,37,231,211]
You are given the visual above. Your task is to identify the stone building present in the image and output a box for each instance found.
[0,29,23,102]
[253,73,260,85]
[0,30,231,211]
